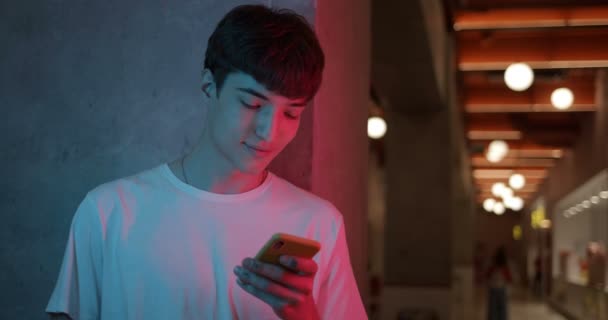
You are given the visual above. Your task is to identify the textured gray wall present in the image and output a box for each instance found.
[0,1,313,319]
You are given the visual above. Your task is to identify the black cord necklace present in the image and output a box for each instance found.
[181,156,189,184]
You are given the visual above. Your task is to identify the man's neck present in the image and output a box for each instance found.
[170,142,266,195]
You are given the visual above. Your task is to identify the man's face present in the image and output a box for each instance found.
[203,70,307,175]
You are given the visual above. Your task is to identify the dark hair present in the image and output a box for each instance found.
[493,246,507,267]
[204,5,325,102]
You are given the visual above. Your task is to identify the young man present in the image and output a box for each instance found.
[46,4,366,320]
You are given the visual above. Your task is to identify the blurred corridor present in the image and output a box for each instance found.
[474,287,567,320]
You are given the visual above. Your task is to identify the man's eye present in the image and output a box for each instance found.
[285,113,299,120]
[242,102,261,110]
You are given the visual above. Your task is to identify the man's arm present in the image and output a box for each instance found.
[46,194,103,319]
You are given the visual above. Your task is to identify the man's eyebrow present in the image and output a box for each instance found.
[236,87,307,107]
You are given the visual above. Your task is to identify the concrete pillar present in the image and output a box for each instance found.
[377,1,476,319]
[382,108,453,320]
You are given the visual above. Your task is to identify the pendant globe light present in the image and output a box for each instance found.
[504,63,534,92]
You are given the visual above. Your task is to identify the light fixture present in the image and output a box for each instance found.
[509,173,526,190]
[368,116,387,139]
[501,187,514,200]
[583,200,591,208]
[486,140,509,163]
[576,204,584,212]
[551,87,574,110]
[492,182,507,197]
[483,198,496,212]
[494,202,506,215]
[591,196,600,204]
[505,196,524,211]
[600,191,608,199]
[504,63,534,91]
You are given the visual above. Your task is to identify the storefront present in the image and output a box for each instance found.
[550,170,608,320]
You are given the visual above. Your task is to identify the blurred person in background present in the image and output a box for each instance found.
[485,246,512,320]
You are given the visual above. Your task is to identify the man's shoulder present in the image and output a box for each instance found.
[269,173,343,222]
[86,163,168,204]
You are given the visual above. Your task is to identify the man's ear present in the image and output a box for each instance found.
[201,68,217,98]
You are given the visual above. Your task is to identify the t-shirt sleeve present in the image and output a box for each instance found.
[316,216,368,319]
[46,194,104,320]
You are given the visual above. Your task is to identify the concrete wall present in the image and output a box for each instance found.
[0,1,370,319]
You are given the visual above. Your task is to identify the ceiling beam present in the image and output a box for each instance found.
[476,183,542,191]
[458,28,608,70]
[464,81,596,113]
[470,148,564,159]
[473,168,547,179]
[466,113,581,147]
[454,6,608,30]
[471,156,556,168]
[476,190,537,197]
[467,131,578,148]
[475,178,542,184]
[476,194,534,203]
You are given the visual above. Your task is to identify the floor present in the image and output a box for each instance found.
[475,287,567,320]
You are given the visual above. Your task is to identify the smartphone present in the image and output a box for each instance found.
[255,233,321,265]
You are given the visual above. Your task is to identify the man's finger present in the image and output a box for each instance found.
[242,258,314,294]
[243,258,286,280]
[279,255,318,275]
[234,266,304,304]
[236,278,290,309]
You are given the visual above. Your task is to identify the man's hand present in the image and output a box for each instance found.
[233,255,320,320]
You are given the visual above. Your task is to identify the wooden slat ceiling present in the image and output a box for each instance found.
[454,6,608,30]
[445,0,607,211]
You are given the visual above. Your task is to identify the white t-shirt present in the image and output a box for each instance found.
[46,164,366,320]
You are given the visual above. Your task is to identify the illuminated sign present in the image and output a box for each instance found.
[531,205,546,229]
[513,225,522,240]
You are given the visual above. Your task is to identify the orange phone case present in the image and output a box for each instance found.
[255,233,321,265]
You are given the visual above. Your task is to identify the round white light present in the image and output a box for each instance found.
[501,187,514,200]
[368,117,387,139]
[551,87,574,110]
[509,173,526,190]
[506,196,524,211]
[492,183,507,197]
[504,63,534,91]
[600,191,608,199]
[493,202,506,215]
[483,198,496,212]
[591,196,600,204]
[583,200,591,208]
[486,152,503,163]
[486,140,509,163]
[576,204,584,212]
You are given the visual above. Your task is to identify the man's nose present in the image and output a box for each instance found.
[255,107,279,141]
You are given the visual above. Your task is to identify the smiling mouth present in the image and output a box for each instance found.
[244,143,271,154]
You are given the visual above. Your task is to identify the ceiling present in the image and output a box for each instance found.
[444,0,608,209]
